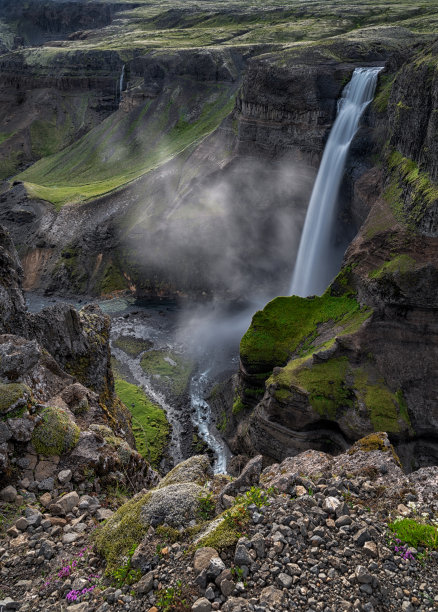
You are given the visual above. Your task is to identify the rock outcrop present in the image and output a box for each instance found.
[0,224,157,491]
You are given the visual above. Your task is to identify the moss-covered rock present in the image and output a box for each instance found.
[95,481,204,573]
[157,455,212,488]
[94,492,150,575]
[31,407,80,456]
[0,383,32,417]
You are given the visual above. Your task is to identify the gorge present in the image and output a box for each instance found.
[0,1,437,610]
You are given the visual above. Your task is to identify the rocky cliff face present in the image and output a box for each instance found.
[0,224,156,491]
[228,44,438,471]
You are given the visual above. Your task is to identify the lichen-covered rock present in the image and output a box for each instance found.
[157,455,212,488]
[261,432,404,490]
[31,406,80,457]
[0,382,32,416]
[141,483,203,527]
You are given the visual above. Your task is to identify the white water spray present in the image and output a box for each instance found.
[290,67,382,297]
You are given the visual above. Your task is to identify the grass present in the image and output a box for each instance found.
[114,377,169,468]
[389,518,438,550]
[140,350,193,398]
[113,336,153,357]
[16,80,237,207]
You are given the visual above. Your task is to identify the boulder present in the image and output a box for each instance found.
[157,455,212,488]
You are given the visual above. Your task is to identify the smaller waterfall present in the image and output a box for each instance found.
[290,66,383,297]
[118,64,125,100]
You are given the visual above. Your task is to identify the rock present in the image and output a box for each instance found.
[15,517,29,531]
[0,485,17,502]
[95,508,114,521]
[207,556,226,579]
[0,597,21,610]
[24,507,42,527]
[7,417,34,442]
[260,585,284,606]
[277,572,293,588]
[158,455,213,488]
[52,490,79,515]
[355,565,372,584]
[335,515,352,528]
[57,469,72,484]
[37,477,55,491]
[220,455,262,502]
[353,527,372,547]
[62,532,79,544]
[323,496,342,513]
[136,571,155,595]
[39,492,52,508]
[193,546,219,574]
[295,485,307,496]
[34,460,57,481]
[140,483,204,527]
[234,543,252,567]
[0,421,12,444]
[363,541,378,558]
[221,494,235,509]
[250,532,265,558]
[192,598,211,612]
[220,579,235,597]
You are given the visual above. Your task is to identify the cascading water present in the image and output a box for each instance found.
[118,64,125,100]
[290,66,383,297]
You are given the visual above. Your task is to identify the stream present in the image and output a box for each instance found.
[25,293,249,473]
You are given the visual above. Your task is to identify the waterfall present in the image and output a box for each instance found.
[290,67,383,297]
[118,64,125,99]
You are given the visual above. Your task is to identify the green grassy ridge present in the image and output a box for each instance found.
[114,377,169,468]
[240,294,372,374]
[270,355,411,434]
[113,336,153,357]
[17,79,237,207]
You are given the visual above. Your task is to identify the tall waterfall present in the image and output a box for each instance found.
[290,67,382,297]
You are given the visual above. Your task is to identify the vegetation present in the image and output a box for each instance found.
[140,350,193,398]
[94,492,151,575]
[240,294,371,374]
[113,336,153,358]
[389,518,438,550]
[110,544,141,588]
[31,407,80,456]
[114,377,169,468]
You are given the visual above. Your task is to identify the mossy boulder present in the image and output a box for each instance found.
[95,481,204,573]
[31,407,80,457]
[157,455,212,488]
[0,382,32,417]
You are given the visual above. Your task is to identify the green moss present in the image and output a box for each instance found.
[369,254,417,279]
[99,263,127,295]
[0,383,32,416]
[240,294,371,374]
[140,350,193,398]
[16,81,237,207]
[114,377,169,468]
[349,432,392,453]
[385,149,438,229]
[31,407,80,456]
[354,370,409,433]
[373,73,395,113]
[196,508,249,551]
[94,492,150,574]
[113,336,153,357]
[277,356,353,419]
[155,525,181,543]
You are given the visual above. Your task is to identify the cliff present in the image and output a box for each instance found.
[229,43,438,471]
